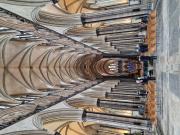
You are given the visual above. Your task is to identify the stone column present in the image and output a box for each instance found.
[105,92,145,102]
[96,23,146,36]
[83,110,152,131]
[81,4,150,24]
[97,98,145,111]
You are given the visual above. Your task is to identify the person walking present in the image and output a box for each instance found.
[139,56,157,62]
[136,76,156,84]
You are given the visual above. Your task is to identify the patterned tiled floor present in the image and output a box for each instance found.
[156,0,180,134]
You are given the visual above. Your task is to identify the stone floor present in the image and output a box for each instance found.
[156,0,180,135]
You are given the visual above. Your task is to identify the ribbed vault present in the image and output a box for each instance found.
[0,7,141,132]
